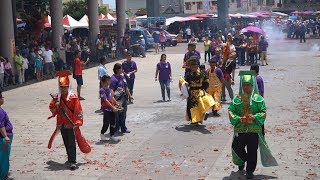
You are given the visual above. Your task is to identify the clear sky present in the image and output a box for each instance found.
[103,0,116,10]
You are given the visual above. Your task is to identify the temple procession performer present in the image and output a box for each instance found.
[228,71,277,179]
[181,57,215,124]
[206,58,224,117]
[48,71,91,170]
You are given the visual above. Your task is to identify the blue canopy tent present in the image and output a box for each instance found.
[289,15,298,20]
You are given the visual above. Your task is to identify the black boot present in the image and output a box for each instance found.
[212,110,220,117]
[238,165,244,171]
[204,112,209,121]
[246,171,254,179]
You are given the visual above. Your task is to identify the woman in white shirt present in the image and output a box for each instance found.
[188,36,198,44]
[111,38,117,59]
[22,54,29,83]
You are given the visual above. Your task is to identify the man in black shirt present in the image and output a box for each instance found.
[221,52,237,102]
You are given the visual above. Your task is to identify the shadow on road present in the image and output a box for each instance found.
[45,160,86,171]
[95,139,121,145]
[222,171,277,180]
[175,124,212,134]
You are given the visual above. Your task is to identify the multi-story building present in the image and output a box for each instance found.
[127,0,184,15]
[271,0,320,12]
[184,0,267,14]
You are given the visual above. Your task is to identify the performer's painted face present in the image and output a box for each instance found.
[190,65,198,73]
[60,86,69,96]
[242,83,253,94]
[210,62,217,68]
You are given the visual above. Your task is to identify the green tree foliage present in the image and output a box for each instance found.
[16,0,50,19]
[63,0,109,20]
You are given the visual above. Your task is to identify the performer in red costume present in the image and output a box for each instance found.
[48,71,91,170]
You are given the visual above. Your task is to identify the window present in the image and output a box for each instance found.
[258,0,263,5]
[236,0,241,7]
[185,2,191,10]
[197,2,203,9]
[266,0,275,5]
[211,1,217,6]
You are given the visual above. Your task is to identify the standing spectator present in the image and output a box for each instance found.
[0,90,14,180]
[52,48,64,71]
[155,54,172,102]
[210,36,220,57]
[221,52,237,102]
[204,36,212,63]
[211,47,222,66]
[123,34,131,53]
[22,53,29,83]
[98,56,108,81]
[103,37,110,57]
[300,23,306,43]
[259,36,269,66]
[139,35,146,58]
[186,26,192,42]
[238,33,247,66]
[122,52,138,98]
[3,58,14,86]
[250,64,264,97]
[160,31,167,52]
[73,50,90,100]
[98,56,109,108]
[14,50,24,84]
[0,59,4,89]
[65,41,73,69]
[28,48,36,80]
[247,37,257,65]
[42,45,55,78]
[96,35,104,59]
[111,38,117,59]
[110,63,133,134]
[188,36,198,44]
[153,32,160,54]
[34,51,43,81]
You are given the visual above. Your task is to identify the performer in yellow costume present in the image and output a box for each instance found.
[206,58,224,116]
[179,57,215,124]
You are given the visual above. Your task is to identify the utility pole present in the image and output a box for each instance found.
[0,0,16,74]
[116,0,126,47]
[217,0,229,33]
[50,0,65,61]
[88,0,100,58]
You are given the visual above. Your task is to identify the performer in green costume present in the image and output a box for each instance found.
[228,71,277,179]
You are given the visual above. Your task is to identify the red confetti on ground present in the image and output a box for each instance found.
[171,161,181,173]
[82,157,110,169]
[160,151,173,157]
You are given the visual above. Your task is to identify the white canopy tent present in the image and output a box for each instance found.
[63,15,88,30]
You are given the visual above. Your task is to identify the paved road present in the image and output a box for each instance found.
[3,38,320,180]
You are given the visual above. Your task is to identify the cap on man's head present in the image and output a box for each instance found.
[139,35,144,38]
